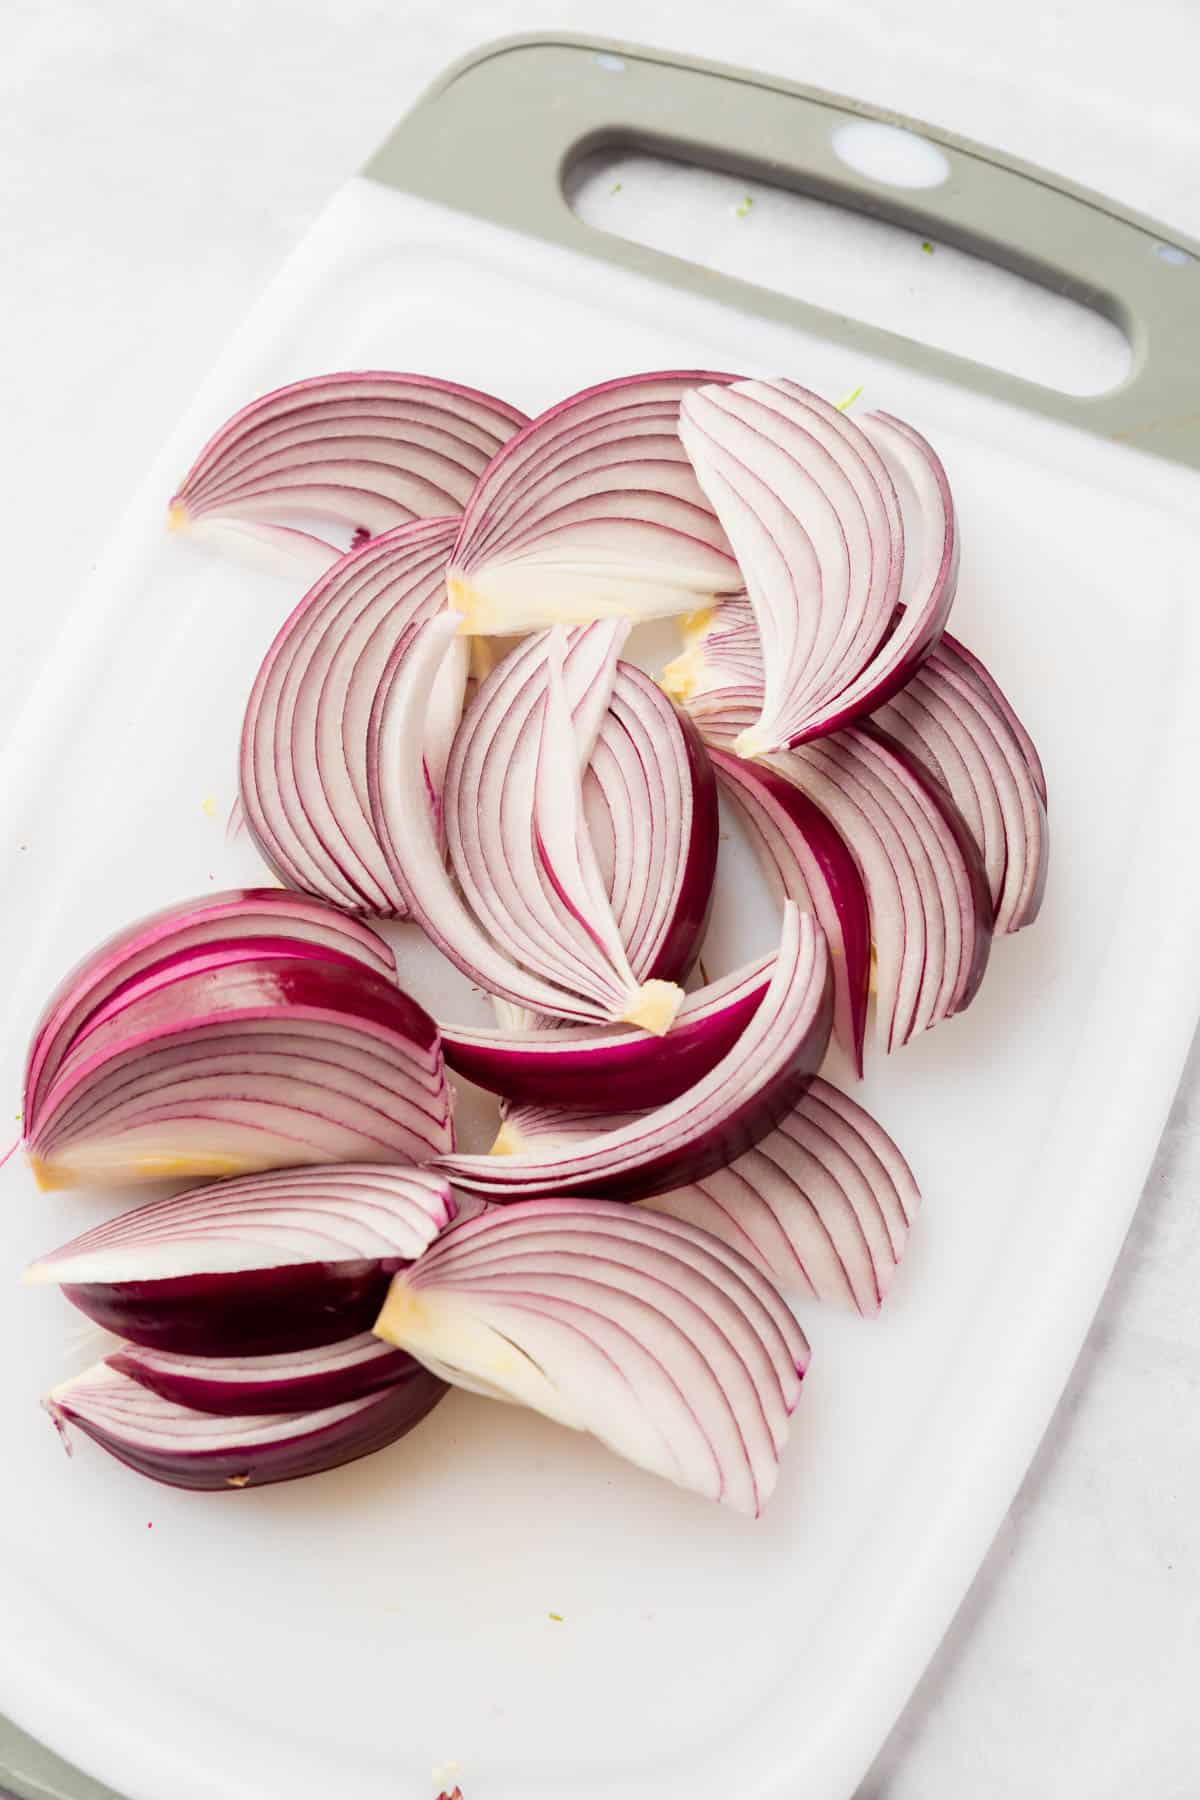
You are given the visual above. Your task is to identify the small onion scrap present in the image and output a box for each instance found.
[25,1165,456,1354]
[375,1199,809,1516]
[22,891,452,1188]
[47,1360,446,1491]
[169,371,528,577]
[446,371,745,634]
[435,902,831,1201]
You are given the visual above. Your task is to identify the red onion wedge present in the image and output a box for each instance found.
[644,1078,919,1314]
[22,896,452,1188]
[677,381,956,755]
[709,748,870,1075]
[660,598,763,711]
[777,726,993,1051]
[109,1333,420,1416]
[435,903,831,1201]
[440,954,772,1111]
[46,1360,446,1491]
[372,615,685,1029]
[876,637,1048,932]
[169,372,527,576]
[446,372,745,634]
[374,1199,809,1516]
[25,1165,455,1354]
[239,517,463,916]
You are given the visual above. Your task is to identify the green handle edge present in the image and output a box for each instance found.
[5,30,1198,1800]
[367,31,1200,471]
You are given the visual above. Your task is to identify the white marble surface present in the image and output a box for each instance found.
[3,1,1199,1796]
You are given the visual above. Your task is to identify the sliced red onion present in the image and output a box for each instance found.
[876,639,1048,932]
[644,1078,919,1313]
[170,372,527,574]
[435,903,831,1201]
[660,598,763,708]
[25,1165,455,1353]
[440,955,772,1111]
[109,1333,419,1415]
[777,726,993,1051]
[371,615,684,1028]
[709,748,870,1074]
[239,516,463,915]
[446,372,745,634]
[942,633,1047,805]
[678,381,957,754]
[375,1199,808,1516]
[47,1360,446,1491]
[23,902,452,1188]
[491,1101,645,1154]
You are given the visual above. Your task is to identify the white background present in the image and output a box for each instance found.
[3,2,1199,1796]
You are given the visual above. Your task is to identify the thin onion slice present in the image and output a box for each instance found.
[709,748,871,1074]
[644,1078,919,1313]
[239,517,461,915]
[678,381,956,754]
[440,955,772,1111]
[47,1361,446,1491]
[446,372,744,634]
[170,372,527,574]
[109,1333,420,1416]
[775,727,993,1051]
[876,636,1048,932]
[26,1165,455,1355]
[375,1199,809,1516]
[435,903,831,1201]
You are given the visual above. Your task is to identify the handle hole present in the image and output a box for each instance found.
[830,120,950,190]
[565,148,1131,398]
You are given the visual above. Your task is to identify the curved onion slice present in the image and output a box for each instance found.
[371,615,680,1027]
[435,904,831,1201]
[678,381,957,754]
[47,1360,446,1491]
[660,598,763,709]
[110,1333,419,1416]
[375,1199,809,1516]
[23,906,452,1188]
[710,748,870,1074]
[775,727,993,1051]
[24,888,396,1124]
[644,1078,919,1313]
[239,517,463,915]
[440,955,772,1111]
[877,638,1048,932]
[169,372,528,575]
[446,372,744,633]
[25,1165,454,1353]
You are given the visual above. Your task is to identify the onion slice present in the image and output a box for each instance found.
[678,381,956,753]
[375,1199,809,1516]
[170,372,527,574]
[435,903,831,1201]
[440,955,772,1111]
[23,898,452,1188]
[446,372,745,633]
[710,748,871,1074]
[877,636,1048,931]
[47,1360,446,1490]
[25,1165,455,1354]
[644,1078,919,1313]
[239,517,463,915]
[109,1333,420,1416]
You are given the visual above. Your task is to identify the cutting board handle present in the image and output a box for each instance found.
[368,33,1200,471]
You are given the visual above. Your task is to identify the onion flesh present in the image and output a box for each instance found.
[109,1333,420,1416]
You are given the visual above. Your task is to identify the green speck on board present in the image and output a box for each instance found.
[735,194,754,219]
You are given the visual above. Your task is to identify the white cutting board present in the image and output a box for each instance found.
[3,62,1200,1800]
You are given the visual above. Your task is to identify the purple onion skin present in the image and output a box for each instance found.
[53,1370,448,1492]
[643,704,720,985]
[62,1259,412,1356]
[441,978,769,1111]
[107,1341,421,1416]
[860,722,995,1010]
[450,962,834,1202]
